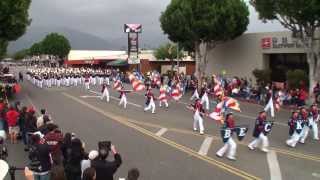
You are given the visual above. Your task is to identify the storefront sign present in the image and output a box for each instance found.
[261,37,305,49]
[128,58,140,64]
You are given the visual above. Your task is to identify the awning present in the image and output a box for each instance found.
[64,60,101,65]
[107,59,128,66]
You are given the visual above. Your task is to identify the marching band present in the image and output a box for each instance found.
[25,67,319,161]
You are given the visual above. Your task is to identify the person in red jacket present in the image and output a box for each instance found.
[6,106,20,143]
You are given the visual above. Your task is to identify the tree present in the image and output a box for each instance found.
[154,43,184,72]
[160,0,249,87]
[251,0,320,101]
[13,49,29,60]
[0,0,32,58]
[29,42,43,56]
[41,33,71,64]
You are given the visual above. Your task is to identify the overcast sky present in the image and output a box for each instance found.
[28,0,285,44]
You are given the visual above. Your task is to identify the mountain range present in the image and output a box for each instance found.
[8,26,168,54]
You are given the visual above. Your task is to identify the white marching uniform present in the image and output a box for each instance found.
[84,77,90,90]
[144,95,156,114]
[100,85,110,102]
[248,118,271,152]
[190,89,200,101]
[119,91,127,109]
[201,92,210,110]
[286,119,304,147]
[192,102,205,134]
[216,120,237,160]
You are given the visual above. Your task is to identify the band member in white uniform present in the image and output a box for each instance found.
[188,98,205,135]
[200,86,210,110]
[216,113,237,160]
[286,110,304,147]
[84,75,90,90]
[119,86,128,109]
[100,82,110,102]
[144,88,156,114]
[309,104,319,140]
[248,111,271,153]
[299,107,310,144]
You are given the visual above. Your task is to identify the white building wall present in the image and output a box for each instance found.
[205,31,307,80]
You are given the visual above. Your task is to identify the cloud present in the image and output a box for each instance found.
[27,0,284,48]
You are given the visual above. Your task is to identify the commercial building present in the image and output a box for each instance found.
[65,50,195,75]
[205,31,308,82]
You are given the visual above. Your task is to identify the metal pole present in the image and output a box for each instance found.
[177,43,179,74]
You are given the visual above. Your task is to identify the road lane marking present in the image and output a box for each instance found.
[89,90,142,108]
[62,92,261,180]
[65,92,320,163]
[267,150,282,180]
[198,137,214,156]
[312,173,320,178]
[81,95,100,98]
[270,147,320,163]
[155,128,168,137]
[126,117,320,163]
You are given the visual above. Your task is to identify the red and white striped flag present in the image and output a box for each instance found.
[113,80,122,91]
[128,73,145,91]
[158,86,167,101]
[209,97,241,122]
[171,83,182,101]
[209,101,224,121]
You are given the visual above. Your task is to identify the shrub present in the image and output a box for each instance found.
[286,69,308,89]
[252,69,271,86]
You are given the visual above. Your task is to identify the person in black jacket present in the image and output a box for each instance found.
[24,108,38,151]
[64,138,85,180]
[91,144,122,180]
[29,134,52,180]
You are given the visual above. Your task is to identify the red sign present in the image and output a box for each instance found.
[261,37,271,49]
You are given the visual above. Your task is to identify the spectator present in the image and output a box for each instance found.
[6,106,20,144]
[24,107,38,151]
[64,138,85,180]
[44,124,64,165]
[19,71,24,82]
[14,101,21,112]
[91,144,122,180]
[82,167,96,180]
[29,134,52,180]
[81,150,99,178]
[19,106,28,146]
[127,168,140,180]
[50,165,67,180]
[61,133,72,166]
[298,88,308,106]
[37,109,46,128]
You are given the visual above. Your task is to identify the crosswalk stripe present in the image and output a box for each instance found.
[198,137,214,156]
[156,128,168,137]
[267,150,282,180]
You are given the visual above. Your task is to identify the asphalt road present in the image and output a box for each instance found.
[4,67,320,180]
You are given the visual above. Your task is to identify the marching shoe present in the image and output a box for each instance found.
[248,145,255,150]
[261,148,269,153]
[227,156,236,161]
